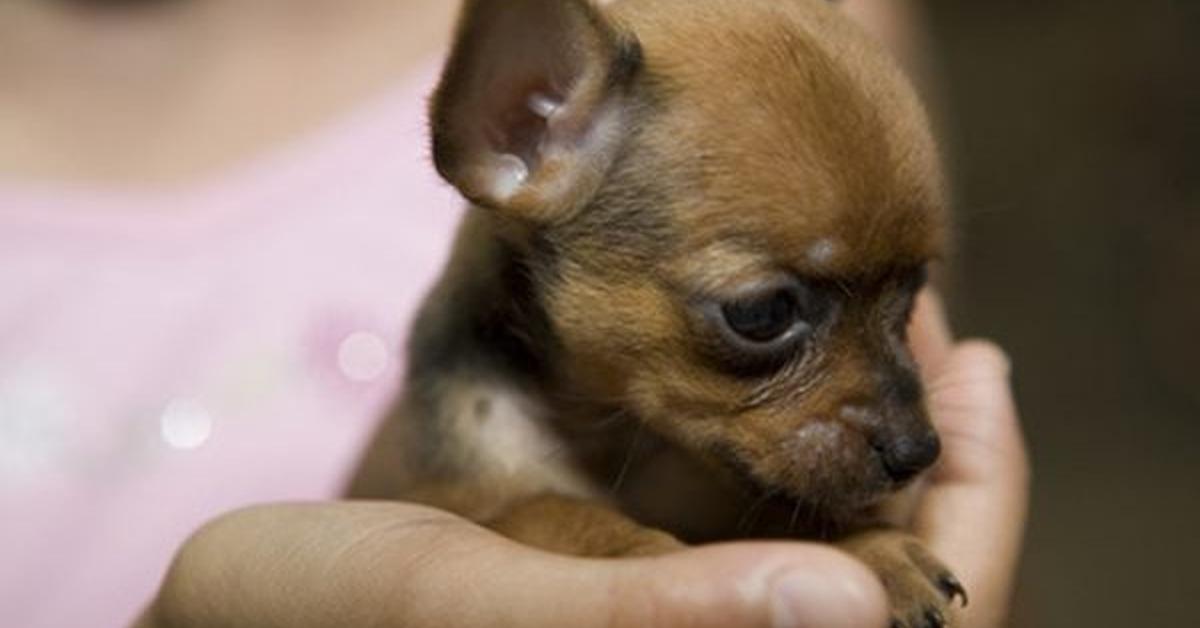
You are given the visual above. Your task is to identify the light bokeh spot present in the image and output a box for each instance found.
[160,398,213,450]
[337,331,391,383]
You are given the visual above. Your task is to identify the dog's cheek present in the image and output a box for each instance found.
[544,275,680,396]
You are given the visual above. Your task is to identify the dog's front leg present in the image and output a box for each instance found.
[488,494,685,558]
[839,529,967,628]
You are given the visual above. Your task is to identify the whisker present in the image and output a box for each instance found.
[836,279,855,298]
[737,488,778,534]
[610,420,644,494]
[788,499,803,534]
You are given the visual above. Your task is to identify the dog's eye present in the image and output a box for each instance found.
[721,289,805,344]
[703,279,825,372]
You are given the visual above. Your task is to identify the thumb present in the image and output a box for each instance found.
[148,502,889,628]
[380,508,891,628]
[552,543,890,628]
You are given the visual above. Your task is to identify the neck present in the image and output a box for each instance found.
[0,0,455,81]
[0,0,457,184]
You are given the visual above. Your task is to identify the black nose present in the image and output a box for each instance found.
[877,430,941,483]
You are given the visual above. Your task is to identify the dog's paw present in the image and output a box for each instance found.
[841,531,967,628]
[488,494,686,558]
[609,527,686,557]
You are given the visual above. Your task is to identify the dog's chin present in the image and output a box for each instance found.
[760,472,897,529]
[730,473,906,539]
[709,439,905,537]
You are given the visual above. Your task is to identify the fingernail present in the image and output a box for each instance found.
[770,567,878,628]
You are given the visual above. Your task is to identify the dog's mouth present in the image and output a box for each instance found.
[588,402,926,539]
[727,472,898,540]
[706,438,902,539]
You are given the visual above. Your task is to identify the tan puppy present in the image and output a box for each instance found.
[351,0,961,625]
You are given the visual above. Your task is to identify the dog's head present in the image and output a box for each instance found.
[431,0,948,519]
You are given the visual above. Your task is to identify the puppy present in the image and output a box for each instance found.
[351,0,963,625]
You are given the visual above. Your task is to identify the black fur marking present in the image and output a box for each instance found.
[409,242,550,383]
[607,34,645,91]
[884,367,923,407]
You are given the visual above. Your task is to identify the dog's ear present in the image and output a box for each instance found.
[431,0,642,223]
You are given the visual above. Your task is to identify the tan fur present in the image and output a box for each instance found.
[614,0,946,274]
[351,1,962,625]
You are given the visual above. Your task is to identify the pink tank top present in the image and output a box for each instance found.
[0,64,463,627]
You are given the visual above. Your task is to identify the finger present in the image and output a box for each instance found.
[912,342,1029,628]
[149,502,890,628]
[606,543,890,628]
[908,289,955,380]
[924,341,1025,484]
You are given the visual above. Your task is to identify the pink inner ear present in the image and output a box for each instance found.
[434,0,634,211]
[479,12,592,175]
[485,79,567,175]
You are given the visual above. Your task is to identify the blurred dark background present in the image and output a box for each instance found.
[923,1,1199,625]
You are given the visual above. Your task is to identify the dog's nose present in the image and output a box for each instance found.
[876,429,941,483]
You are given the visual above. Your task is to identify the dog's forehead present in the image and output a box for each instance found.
[619,0,948,275]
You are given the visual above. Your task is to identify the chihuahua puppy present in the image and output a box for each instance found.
[351,0,962,625]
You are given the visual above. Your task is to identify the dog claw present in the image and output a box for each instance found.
[937,572,969,607]
[846,532,964,627]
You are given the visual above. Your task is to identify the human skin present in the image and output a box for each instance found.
[135,291,1028,628]
[0,0,458,184]
[0,1,1025,626]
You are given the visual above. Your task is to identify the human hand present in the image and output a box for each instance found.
[907,290,1031,628]
[136,501,891,628]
